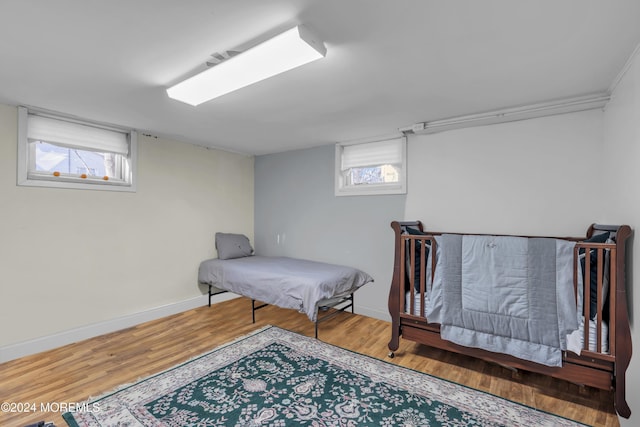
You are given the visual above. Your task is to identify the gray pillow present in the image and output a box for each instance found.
[215,232,254,260]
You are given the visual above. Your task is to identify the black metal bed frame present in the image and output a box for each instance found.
[207,284,355,338]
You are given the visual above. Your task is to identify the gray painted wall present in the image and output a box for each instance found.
[254,109,607,323]
[602,49,639,427]
[254,144,406,320]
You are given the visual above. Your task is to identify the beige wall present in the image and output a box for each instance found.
[0,103,254,348]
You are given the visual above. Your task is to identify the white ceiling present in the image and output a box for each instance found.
[1,0,639,155]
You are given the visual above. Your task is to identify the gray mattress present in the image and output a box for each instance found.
[198,256,373,321]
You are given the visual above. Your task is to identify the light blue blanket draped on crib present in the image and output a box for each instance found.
[425,234,578,367]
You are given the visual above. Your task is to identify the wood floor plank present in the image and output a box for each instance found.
[0,297,619,426]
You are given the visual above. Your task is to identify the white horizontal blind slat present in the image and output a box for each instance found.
[27,115,129,155]
[341,138,403,170]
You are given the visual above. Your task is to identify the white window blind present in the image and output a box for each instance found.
[17,106,137,192]
[341,137,404,170]
[27,114,129,155]
[335,136,407,196]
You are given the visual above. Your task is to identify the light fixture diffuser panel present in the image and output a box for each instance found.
[167,25,326,106]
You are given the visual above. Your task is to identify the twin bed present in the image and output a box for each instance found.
[198,233,373,338]
[388,221,632,418]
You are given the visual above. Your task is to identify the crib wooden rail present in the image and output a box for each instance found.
[387,221,632,418]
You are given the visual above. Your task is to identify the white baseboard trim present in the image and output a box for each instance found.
[1,294,379,364]
[0,293,238,364]
[355,305,391,322]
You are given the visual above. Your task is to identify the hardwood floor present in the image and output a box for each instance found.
[0,297,619,426]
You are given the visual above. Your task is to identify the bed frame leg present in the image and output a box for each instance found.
[252,299,256,323]
[312,293,355,340]
[250,299,268,324]
[206,285,228,307]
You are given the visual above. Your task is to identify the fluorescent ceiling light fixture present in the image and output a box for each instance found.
[167,25,326,106]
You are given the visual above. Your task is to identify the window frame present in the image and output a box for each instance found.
[17,106,137,192]
[334,136,407,196]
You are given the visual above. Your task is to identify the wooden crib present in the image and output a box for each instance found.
[387,221,632,418]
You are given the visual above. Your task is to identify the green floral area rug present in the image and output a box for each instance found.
[63,326,588,426]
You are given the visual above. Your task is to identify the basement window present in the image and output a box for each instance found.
[335,136,407,196]
[17,107,137,191]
